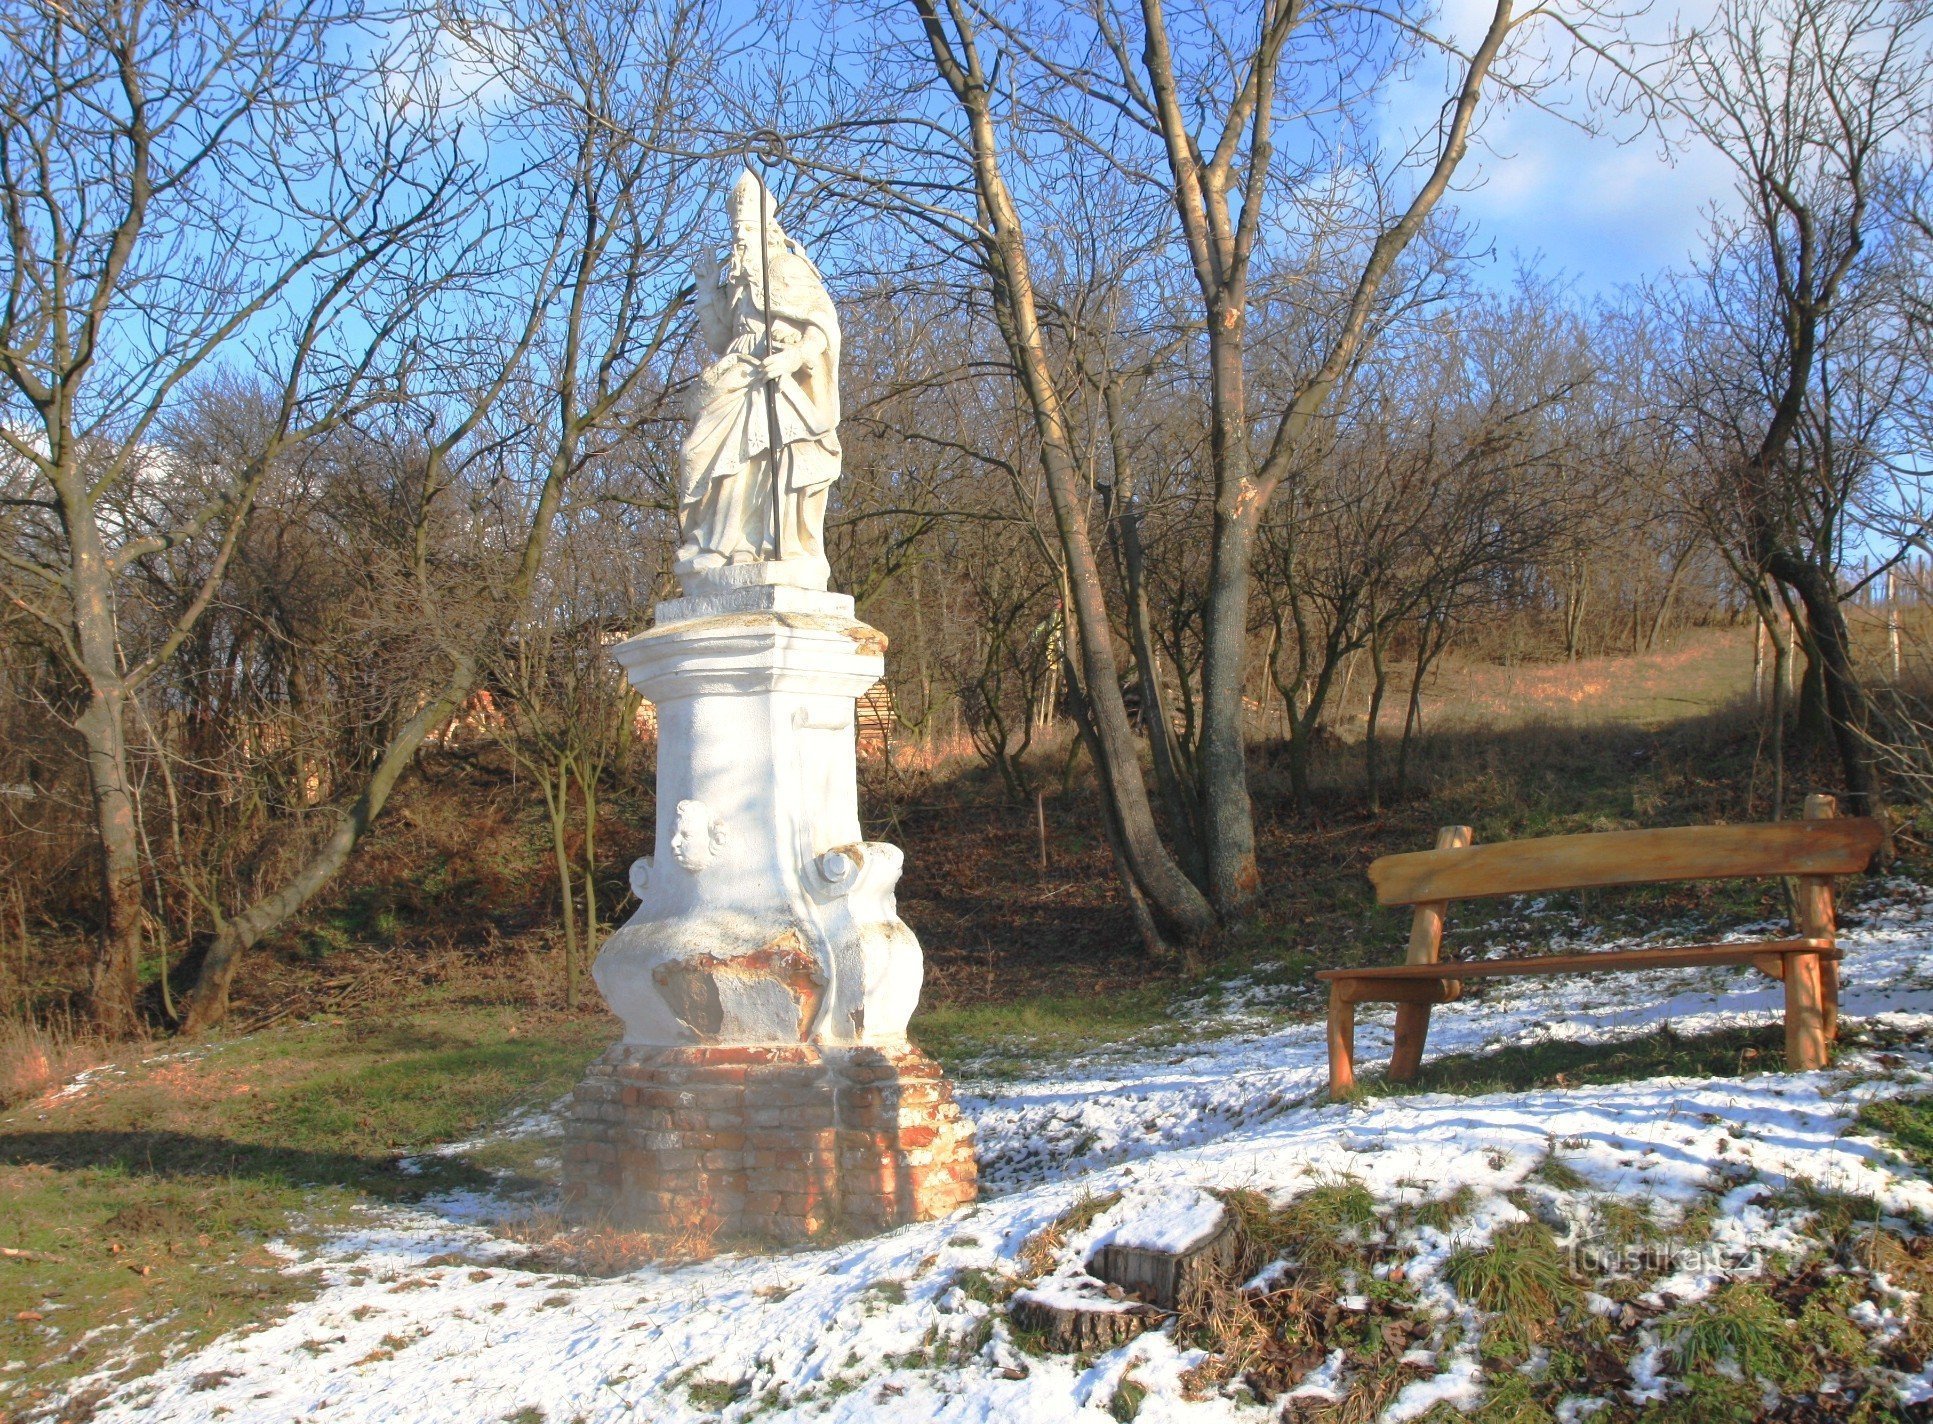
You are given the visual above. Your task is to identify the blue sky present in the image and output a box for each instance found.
[1381,0,1737,299]
[1443,91,1738,298]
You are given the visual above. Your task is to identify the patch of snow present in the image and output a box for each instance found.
[1382,1349,1483,1421]
[62,878,1933,1423]
[1085,1186,1225,1256]
[1287,1348,1349,1401]
[1012,1281,1143,1315]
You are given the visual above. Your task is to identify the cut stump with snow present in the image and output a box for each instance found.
[1009,1285,1162,1353]
[1086,1190,1237,1310]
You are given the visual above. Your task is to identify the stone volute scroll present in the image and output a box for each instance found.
[563,171,976,1243]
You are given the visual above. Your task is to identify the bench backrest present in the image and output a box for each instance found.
[1368,817,1883,907]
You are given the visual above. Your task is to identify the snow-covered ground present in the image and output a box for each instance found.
[80,882,1933,1422]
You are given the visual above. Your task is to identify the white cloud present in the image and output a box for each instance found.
[1371,0,1741,294]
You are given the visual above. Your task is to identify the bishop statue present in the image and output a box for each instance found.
[676,170,841,591]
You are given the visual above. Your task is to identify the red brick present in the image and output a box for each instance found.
[565,1042,977,1238]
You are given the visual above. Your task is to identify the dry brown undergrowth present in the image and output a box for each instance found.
[1016,1192,1124,1281]
[0,1017,113,1109]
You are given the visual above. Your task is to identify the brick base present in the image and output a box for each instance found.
[561,1042,978,1241]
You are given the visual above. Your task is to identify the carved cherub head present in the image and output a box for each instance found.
[670,799,728,871]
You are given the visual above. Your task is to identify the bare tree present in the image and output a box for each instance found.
[1661,0,1932,812]
[0,3,474,1032]
[176,0,724,1030]
[801,0,1618,950]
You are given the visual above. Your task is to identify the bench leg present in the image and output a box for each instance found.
[1389,1003,1432,1082]
[1785,951,1829,1071]
[1327,989,1356,1100]
[1823,958,1840,1043]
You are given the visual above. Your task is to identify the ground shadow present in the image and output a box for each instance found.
[1363,1022,1792,1098]
[0,1127,503,1200]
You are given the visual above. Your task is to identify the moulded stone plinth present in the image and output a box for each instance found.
[561,1042,977,1240]
[592,599,921,1050]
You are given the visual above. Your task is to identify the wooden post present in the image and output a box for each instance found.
[1792,793,1840,1050]
[1785,950,1829,1070]
[1888,569,1902,680]
[1388,825,1471,1082]
[1327,986,1356,1099]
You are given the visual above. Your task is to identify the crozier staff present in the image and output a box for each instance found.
[676,170,841,584]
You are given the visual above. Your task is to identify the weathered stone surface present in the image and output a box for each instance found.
[562,1042,976,1242]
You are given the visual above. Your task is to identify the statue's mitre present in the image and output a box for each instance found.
[729,169,781,233]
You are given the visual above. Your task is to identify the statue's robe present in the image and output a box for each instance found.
[677,242,841,577]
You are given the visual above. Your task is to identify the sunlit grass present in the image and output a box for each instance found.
[0,1004,610,1412]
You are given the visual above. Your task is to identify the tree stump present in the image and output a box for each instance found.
[1086,1209,1240,1311]
[1008,1284,1162,1353]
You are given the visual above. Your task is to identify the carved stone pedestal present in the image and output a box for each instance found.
[562,1043,977,1240]
[561,582,977,1237]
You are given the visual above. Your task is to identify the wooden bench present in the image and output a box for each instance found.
[1317,794,1884,1099]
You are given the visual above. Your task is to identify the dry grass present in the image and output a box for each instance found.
[1413,627,1754,733]
[1017,1191,1122,1280]
[0,1015,111,1109]
[1172,1186,1426,1406]
[491,1210,686,1276]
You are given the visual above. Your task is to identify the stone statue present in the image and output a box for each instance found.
[569,171,977,1241]
[676,170,841,592]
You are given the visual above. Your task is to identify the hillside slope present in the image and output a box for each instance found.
[55,881,1933,1424]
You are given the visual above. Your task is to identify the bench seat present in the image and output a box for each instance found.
[1318,936,1836,1003]
[1321,796,1879,1098]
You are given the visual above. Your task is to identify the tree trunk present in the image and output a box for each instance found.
[77,690,145,1037]
[67,503,145,1036]
[1117,494,1197,863]
[913,1,1215,942]
[548,756,579,1011]
[1773,557,1878,813]
[178,657,477,1032]
[1364,629,1388,813]
[580,755,599,980]
[1397,609,1446,794]
[1196,503,1261,916]
[1753,612,1767,704]
[1060,647,1175,963]
[1645,552,1688,652]
[1564,563,1587,661]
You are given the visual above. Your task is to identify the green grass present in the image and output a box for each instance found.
[1857,1095,1933,1170]
[1106,1374,1148,1421]
[1362,1023,1788,1098]
[1529,1151,1588,1191]
[1220,1179,1383,1282]
[0,1002,611,1414]
[912,983,1182,1074]
[1664,1283,1809,1388]
[1457,1372,1556,1424]
[685,1377,748,1408]
[1442,1221,1582,1354]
